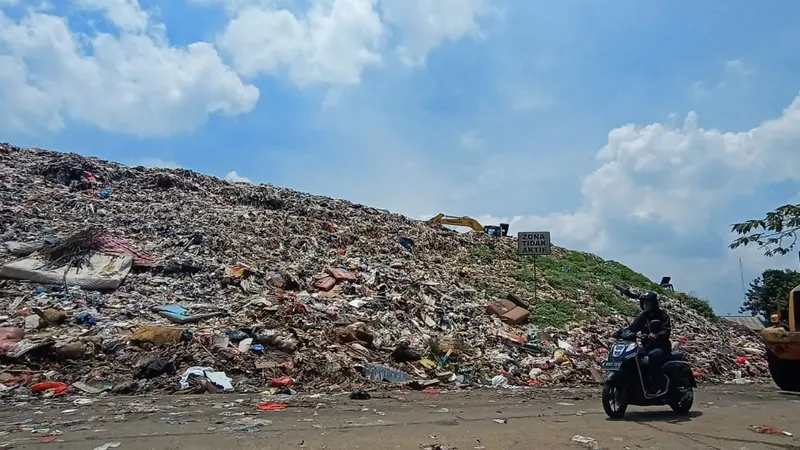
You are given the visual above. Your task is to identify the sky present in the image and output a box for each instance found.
[1,0,799,315]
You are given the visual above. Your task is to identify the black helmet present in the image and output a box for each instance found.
[639,291,659,312]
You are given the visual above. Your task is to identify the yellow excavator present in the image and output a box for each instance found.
[428,214,509,237]
[762,284,800,391]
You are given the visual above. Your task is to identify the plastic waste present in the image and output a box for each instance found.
[93,442,121,450]
[256,402,287,411]
[571,435,601,449]
[491,375,508,387]
[349,388,371,400]
[364,363,412,382]
[178,366,233,391]
[270,376,294,387]
[74,311,96,326]
[31,381,68,396]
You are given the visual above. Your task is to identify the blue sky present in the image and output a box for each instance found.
[1,0,799,314]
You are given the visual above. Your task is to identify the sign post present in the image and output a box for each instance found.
[517,231,552,301]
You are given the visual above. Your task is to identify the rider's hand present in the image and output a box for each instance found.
[647,333,657,340]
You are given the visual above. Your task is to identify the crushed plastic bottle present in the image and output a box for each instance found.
[364,363,412,382]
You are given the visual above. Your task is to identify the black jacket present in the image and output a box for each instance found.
[626,308,672,352]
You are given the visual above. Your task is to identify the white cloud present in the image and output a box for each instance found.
[509,89,553,111]
[541,94,798,245]
[133,157,181,168]
[476,92,800,309]
[379,0,494,66]
[74,0,148,31]
[693,58,755,98]
[211,0,496,85]
[459,130,483,150]
[723,59,756,79]
[0,2,258,136]
[224,170,251,183]
[216,0,384,86]
[0,0,497,135]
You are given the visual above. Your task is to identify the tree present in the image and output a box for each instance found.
[730,203,800,256]
[741,269,800,319]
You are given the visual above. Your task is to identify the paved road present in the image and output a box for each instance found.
[1,385,798,449]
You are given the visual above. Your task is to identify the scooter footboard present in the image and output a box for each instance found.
[662,361,696,387]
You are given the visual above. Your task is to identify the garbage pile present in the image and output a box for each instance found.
[0,143,768,397]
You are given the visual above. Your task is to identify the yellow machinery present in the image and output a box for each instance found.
[428,214,509,237]
[762,284,800,391]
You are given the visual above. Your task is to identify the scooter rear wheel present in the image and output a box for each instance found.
[602,383,628,419]
[669,386,694,414]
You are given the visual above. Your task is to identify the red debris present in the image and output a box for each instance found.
[93,234,154,267]
[31,381,68,396]
[326,267,357,281]
[257,402,288,411]
[270,376,294,387]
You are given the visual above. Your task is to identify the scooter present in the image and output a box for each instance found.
[601,321,696,419]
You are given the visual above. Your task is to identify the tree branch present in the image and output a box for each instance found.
[729,203,800,256]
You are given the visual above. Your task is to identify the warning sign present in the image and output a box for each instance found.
[517,231,551,255]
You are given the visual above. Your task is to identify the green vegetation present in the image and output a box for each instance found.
[476,280,504,299]
[469,244,494,264]
[729,204,800,319]
[592,285,639,317]
[518,249,716,322]
[529,298,578,328]
[730,203,800,257]
[741,269,800,319]
[526,251,653,289]
[513,266,536,285]
[672,291,716,321]
[469,242,716,326]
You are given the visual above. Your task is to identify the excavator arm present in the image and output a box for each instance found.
[429,213,484,232]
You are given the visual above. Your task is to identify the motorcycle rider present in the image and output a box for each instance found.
[624,291,672,392]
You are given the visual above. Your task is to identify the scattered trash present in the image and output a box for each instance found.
[178,367,234,392]
[492,418,507,424]
[256,402,288,411]
[73,311,96,326]
[750,425,793,436]
[491,375,508,388]
[73,380,113,394]
[0,144,774,395]
[227,417,273,432]
[269,376,294,387]
[364,363,412,383]
[397,236,414,251]
[154,304,225,324]
[571,435,601,449]
[274,386,295,395]
[138,358,176,379]
[30,381,68,396]
[420,444,449,450]
[93,442,121,450]
[349,389,371,400]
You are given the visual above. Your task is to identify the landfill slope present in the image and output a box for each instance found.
[0,143,766,396]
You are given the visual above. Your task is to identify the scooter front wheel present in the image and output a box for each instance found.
[602,382,628,419]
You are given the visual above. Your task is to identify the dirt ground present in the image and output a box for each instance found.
[1,385,798,449]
